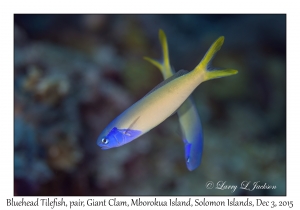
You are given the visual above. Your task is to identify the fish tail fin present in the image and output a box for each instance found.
[144,29,173,78]
[193,36,238,81]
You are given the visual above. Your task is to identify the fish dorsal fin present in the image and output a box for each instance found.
[144,69,189,98]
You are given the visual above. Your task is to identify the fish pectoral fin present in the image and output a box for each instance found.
[121,130,131,136]
[124,116,140,135]
[118,127,142,142]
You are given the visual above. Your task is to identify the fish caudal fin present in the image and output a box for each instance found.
[144,29,173,79]
[193,36,238,81]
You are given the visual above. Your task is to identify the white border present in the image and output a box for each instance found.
[1,1,297,210]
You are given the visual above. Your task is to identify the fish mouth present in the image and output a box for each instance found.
[97,141,110,150]
[101,146,110,150]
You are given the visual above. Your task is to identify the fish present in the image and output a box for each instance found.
[97,30,238,150]
[144,29,203,171]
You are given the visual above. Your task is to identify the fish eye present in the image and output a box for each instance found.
[101,138,109,145]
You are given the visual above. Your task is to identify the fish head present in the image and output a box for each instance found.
[186,155,198,171]
[183,139,195,171]
[97,127,121,150]
[183,139,203,171]
[97,127,142,149]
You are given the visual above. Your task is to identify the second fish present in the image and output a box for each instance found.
[144,30,203,171]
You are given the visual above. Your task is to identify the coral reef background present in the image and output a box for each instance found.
[14,14,286,196]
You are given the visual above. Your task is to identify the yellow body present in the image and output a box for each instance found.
[114,34,237,133]
[115,69,205,132]
[97,30,238,150]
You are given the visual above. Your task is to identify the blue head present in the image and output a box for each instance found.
[97,127,142,150]
[183,138,203,171]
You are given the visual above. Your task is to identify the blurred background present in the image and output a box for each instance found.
[14,14,286,196]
